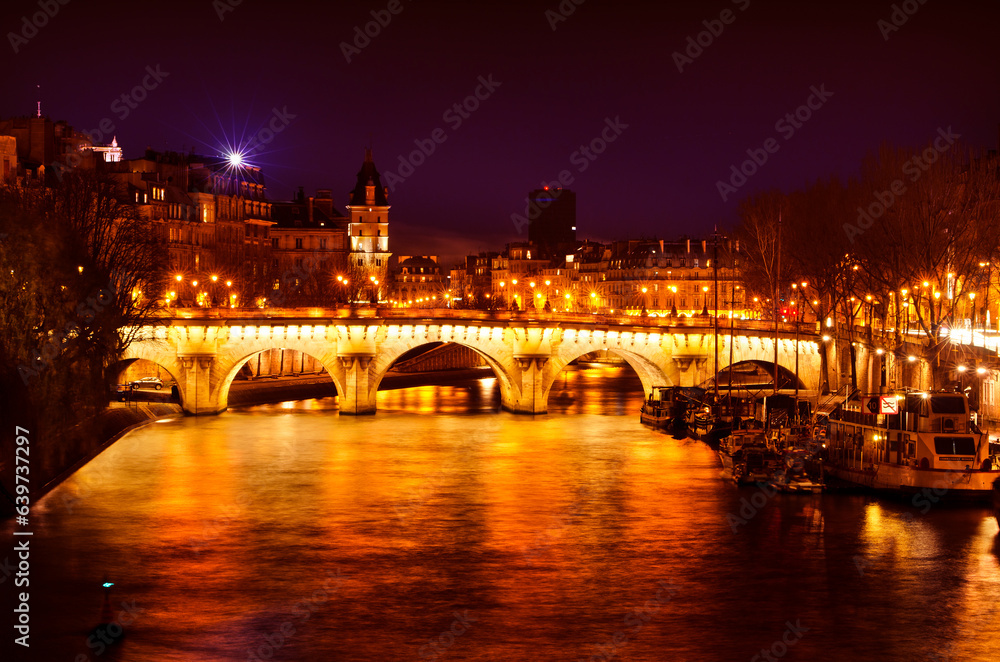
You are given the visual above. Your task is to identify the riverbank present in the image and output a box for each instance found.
[2,368,494,517]
[1,402,183,518]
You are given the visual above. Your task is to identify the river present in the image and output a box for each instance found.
[6,365,1000,661]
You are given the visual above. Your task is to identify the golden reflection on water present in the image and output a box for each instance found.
[11,366,1000,661]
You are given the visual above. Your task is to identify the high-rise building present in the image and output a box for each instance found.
[527,187,576,256]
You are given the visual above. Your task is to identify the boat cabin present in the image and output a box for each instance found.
[828,391,986,471]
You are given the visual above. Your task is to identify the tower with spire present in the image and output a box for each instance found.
[345,149,391,303]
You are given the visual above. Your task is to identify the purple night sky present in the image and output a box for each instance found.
[3,0,999,264]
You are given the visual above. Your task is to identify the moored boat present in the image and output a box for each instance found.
[718,425,764,471]
[767,447,825,493]
[993,476,1000,525]
[640,386,687,437]
[824,390,999,502]
[730,440,781,486]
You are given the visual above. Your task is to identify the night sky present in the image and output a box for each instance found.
[3,0,999,264]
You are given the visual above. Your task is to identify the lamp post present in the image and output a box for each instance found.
[209,274,219,306]
[791,282,802,416]
[173,273,184,306]
[901,288,910,337]
[968,291,977,342]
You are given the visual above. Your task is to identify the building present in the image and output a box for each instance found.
[346,149,391,302]
[573,237,745,317]
[0,115,102,184]
[490,243,553,310]
[527,187,577,258]
[0,135,17,181]
[90,136,123,162]
[270,188,351,305]
[109,149,275,306]
[392,256,445,306]
[449,252,498,308]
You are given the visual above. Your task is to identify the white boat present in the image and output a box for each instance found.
[824,390,999,502]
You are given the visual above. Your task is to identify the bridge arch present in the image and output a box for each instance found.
[214,347,346,413]
[367,339,519,413]
[542,346,672,413]
[715,335,821,393]
[119,343,186,404]
[704,359,807,392]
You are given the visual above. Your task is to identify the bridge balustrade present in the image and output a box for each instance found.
[128,307,827,417]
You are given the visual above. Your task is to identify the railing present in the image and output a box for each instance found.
[815,383,857,416]
[152,307,817,336]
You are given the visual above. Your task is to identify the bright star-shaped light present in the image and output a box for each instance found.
[227,151,244,167]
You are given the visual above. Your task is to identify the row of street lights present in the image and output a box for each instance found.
[165,273,237,308]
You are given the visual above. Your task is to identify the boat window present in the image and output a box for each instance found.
[930,396,966,414]
[933,436,977,455]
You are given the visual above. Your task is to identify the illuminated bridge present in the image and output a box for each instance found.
[121,308,824,415]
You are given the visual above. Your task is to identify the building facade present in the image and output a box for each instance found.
[270,188,351,305]
[527,187,576,258]
[345,149,391,303]
[392,256,445,306]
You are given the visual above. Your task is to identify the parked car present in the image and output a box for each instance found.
[130,376,163,390]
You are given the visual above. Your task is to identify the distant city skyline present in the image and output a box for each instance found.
[3,0,999,265]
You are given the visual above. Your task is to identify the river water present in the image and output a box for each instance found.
[7,365,1000,661]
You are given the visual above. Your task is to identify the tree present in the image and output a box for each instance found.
[849,144,1000,358]
[735,190,784,319]
[0,171,166,449]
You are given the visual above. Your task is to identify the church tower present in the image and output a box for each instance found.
[345,149,391,303]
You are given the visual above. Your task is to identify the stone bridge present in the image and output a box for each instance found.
[120,308,824,415]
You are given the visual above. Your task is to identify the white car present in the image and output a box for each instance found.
[130,376,163,390]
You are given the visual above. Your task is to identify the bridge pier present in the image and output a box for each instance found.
[338,355,378,415]
[672,356,708,387]
[178,354,223,415]
[502,357,549,414]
